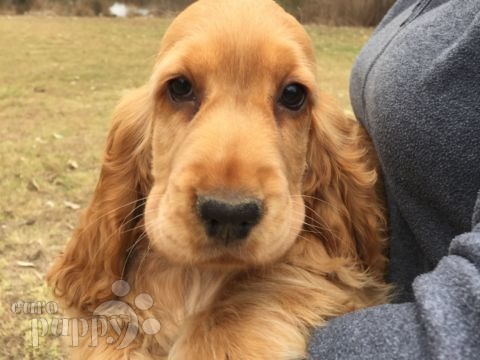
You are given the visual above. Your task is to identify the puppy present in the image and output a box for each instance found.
[48,0,389,358]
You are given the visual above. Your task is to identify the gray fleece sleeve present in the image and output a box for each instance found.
[308,193,480,360]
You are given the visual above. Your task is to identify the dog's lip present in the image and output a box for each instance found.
[198,253,247,267]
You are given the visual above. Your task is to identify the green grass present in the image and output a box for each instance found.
[0,16,371,359]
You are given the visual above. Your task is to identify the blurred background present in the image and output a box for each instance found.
[1,0,395,25]
[0,1,395,359]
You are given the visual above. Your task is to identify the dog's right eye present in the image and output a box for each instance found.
[278,83,307,112]
[167,76,195,102]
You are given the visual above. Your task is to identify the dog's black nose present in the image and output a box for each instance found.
[197,196,262,246]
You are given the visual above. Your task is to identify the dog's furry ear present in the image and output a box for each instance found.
[302,93,387,277]
[47,86,152,309]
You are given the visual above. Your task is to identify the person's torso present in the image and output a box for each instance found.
[350,0,480,301]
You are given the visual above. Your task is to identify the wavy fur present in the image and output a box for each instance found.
[48,1,389,359]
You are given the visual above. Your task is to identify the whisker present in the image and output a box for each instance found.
[74,192,167,237]
[291,194,345,215]
[272,209,345,245]
[121,228,150,279]
[74,195,149,238]
[89,207,157,265]
[135,221,156,276]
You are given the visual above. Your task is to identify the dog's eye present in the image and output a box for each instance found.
[279,83,307,111]
[167,76,195,102]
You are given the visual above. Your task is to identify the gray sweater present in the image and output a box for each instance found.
[308,0,480,358]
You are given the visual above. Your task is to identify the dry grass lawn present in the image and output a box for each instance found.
[0,16,371,359]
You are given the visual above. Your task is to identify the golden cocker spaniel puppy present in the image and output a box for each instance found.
[48,0,390,358]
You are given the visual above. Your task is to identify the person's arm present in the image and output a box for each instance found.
[308,192,480,359]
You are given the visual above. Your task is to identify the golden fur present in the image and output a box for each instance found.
[48,0,389,358]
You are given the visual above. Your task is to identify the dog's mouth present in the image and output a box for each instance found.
[145,170,305,268]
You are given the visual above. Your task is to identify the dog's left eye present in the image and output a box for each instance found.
[167,76,195,102]
[279,83,307,111]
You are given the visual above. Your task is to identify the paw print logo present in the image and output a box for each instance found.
[92,280,161,349]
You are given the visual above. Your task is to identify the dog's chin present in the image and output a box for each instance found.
[149,229,299,271]
[149,244,253,270]
[195,254,250,270]
[193,236,299,270]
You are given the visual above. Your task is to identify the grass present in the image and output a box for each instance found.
[0,16,372,359]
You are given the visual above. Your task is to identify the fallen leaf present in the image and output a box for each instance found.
[27,179,40,191]
[64,201,81,210]
[16,261,35,268]
[67,159,78,170]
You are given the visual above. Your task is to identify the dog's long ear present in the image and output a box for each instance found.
[302,93,387,277]
[47,86,153,309]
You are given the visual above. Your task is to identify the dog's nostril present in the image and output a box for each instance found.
[208,219,220,233]
[196,196,262,246]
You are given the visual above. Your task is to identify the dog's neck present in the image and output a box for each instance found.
[125,245,240,314]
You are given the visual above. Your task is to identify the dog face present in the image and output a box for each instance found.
[144,0,317,267]
[48,0,386,308]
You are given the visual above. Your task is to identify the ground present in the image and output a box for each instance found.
[0,16,371,359]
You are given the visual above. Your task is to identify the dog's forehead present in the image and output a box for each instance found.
[161,0,311,50]
[155,0,315,84]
